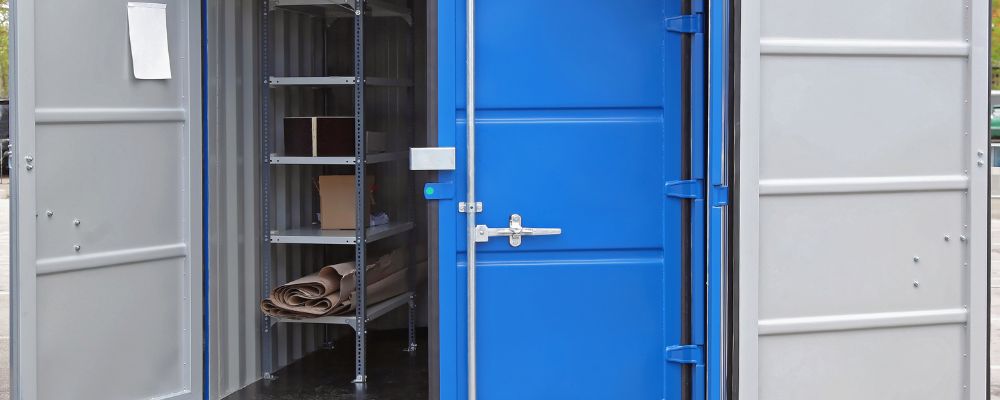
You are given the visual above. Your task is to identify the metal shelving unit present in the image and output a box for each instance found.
[260,0,416,384]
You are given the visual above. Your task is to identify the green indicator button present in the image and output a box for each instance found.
[425,187,435,196]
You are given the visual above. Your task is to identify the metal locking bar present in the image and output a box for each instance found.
[475,214,562,247]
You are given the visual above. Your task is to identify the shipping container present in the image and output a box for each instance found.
[7,0,990,399]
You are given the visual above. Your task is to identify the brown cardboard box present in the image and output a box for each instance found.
[318,175,374,230]
[284,117,386,157]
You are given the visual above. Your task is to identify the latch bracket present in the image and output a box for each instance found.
[459,202,482,213]
[664,179,704,199]
[424,182,455,200]
[665,344,704,365]
[664,14,705,34]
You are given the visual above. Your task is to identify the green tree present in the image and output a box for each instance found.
[0,0,8,98]
[993,7,1000,89]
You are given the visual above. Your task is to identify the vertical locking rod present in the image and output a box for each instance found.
[465,0,477,397]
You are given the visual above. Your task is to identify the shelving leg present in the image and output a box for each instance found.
[260,0,275,380]
[352,0,369,385]
[406,294,418,352]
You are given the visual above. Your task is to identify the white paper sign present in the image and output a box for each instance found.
[126,2,172,79]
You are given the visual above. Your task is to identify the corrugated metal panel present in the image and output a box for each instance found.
[206,0,265,398]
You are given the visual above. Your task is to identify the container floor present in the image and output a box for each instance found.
[224,329,429,400]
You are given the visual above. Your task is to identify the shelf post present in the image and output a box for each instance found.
[405,0,418,354]
[260,0,275,380]
[352,0,369,385]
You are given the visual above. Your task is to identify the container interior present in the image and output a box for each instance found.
[205,0,435,398]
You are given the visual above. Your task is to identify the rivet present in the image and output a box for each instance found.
[73,219,81,226]
[944,235,950,241]
[913,281,919,288]
[960,235,967,242]
[73,244,81,252]
[913,256,920,262]
[978,150,985,157]
[46,210,53,217]
[978,160,985,167]
[25,164,32,171]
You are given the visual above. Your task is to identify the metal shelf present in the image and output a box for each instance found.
[269,76,354,86]
[271,291,413,329]
[269,76,413,87]
[270,221,414,245]
[269,150,406,166]
[271,0,412,25]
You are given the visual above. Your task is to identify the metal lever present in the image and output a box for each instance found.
[475,214,562,247]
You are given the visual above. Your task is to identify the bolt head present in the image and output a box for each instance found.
[73,244,81,252]
[46,210,53,217]
[913,281,919,288]
[73,219,81,226]
[913,256,920,262]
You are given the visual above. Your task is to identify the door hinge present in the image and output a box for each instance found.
[664,13,704,34]
[710,185,729,207]
[665,344,704,365]
[664,179,704,199]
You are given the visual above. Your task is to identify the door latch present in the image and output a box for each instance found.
[475,214,561,247]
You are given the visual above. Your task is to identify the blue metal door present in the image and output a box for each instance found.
[435,0,693,398]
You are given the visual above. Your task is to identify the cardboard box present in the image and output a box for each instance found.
[284,117,386,157]
[318,175,375,230]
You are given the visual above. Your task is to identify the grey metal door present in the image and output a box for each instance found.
[11,0,202,399]
[737,0,989,398]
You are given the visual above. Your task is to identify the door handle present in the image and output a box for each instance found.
[474,214,562,247]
